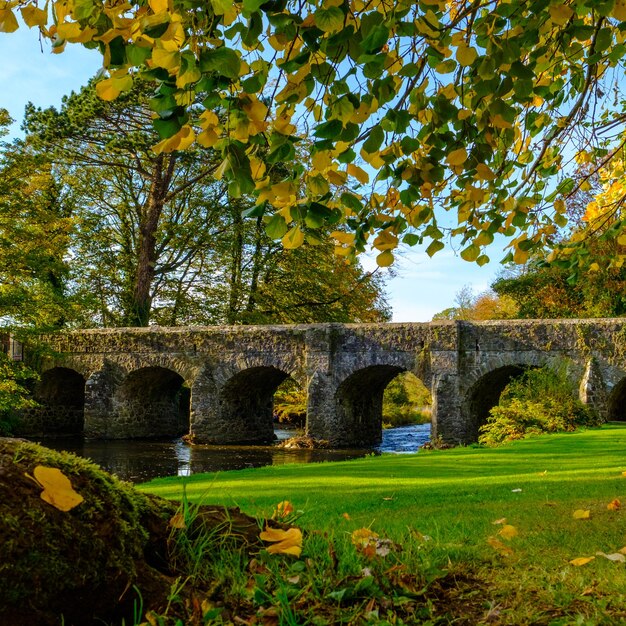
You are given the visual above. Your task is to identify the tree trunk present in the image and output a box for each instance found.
[126,155,175,327]
[226,200,244,324]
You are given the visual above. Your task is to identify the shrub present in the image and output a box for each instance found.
[274,379,306,427]
[478,365,600,446]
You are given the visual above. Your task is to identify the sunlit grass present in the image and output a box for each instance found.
[141,424,626,622]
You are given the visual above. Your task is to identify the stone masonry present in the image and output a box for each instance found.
[14,319,626,446]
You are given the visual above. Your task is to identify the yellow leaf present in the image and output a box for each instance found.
[149,0,169,12]
[275,501,294,518]
[492,518,507,525]
[95,76,132,101]
[549,4,574,26]
[0,8,19,33]
[487,536,514,556]
[29,466,84,512]
[446,147,467,166]
[376,250,394,267]
[346,164,369,185]
[282,226,305,249]
[373,230,398,251]
[607,499,621,511]
[613,0,626,21]
[597,551,626,562]
[498,525,518,540]
[260,526,302,556]
[197,128,220,148]
[151,47,181,72]
[573,509,591,519]
[21,5,48,28]
[569,556,595,567]
[327,169,348,186]
[476,163,495,181]
[243,99,268,122]
[312,151,332,172]
[342,512,351,520]
[456,44,477,67]
[458,109,472,120]
[152,125,195,154]
[169,513,186,528]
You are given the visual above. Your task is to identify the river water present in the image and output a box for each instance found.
[36,423,431,484]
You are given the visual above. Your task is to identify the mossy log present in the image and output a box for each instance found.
[0,438,264,625]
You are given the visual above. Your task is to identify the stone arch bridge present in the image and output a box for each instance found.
[15,320,626,446]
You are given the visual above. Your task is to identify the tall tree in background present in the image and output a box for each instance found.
[19,85,389,327]
[0,110,74,328]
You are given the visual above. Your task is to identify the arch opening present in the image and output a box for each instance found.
[31,367,86,435]
[464,365,528,442]
[218,366,290,444]
[114,366,189,438]
[608,378,626,421]
[334,365,429,447]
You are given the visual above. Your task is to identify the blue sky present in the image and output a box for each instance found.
[0,29,503,322]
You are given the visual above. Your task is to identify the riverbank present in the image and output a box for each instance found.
[142,424,626,623]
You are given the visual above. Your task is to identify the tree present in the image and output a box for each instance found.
[4,0,626,268]
[432,284,518,320]
[19,85,389,327]
[0,111,74,328]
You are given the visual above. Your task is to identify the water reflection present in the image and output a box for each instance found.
[34,423,431,483]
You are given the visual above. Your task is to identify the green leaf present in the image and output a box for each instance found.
[154,117,182,139]
[199,47,241,79]
[265,214,288,239]
[361,24,389,54]
[126,44,151,66]
[315,7,344,33]
[314,119,343,139]
[362,125,384,154]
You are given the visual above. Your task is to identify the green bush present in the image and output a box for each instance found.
[274,378,306,427]
[478,366,600,446]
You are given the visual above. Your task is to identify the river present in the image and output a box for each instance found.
[35,423,431,483]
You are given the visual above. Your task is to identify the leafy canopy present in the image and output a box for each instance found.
[5,0,626,265]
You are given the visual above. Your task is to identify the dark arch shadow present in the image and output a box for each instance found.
[464,365,528,442]
[334,365,407,447]
[608,378,626,421]
[35,367,86,435]
[115,366,189,438]
[219,366,290,444]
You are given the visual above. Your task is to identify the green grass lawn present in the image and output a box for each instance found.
[141,425,626,624]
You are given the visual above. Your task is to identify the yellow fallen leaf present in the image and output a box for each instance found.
[607,499,621,511]
[169,513,186,529]
[573,509,590,519]
[487,536,514,556]
[498,524,518,540]
[492,517,507,525]
[618,546,626,555]
[622,471,626,477]
[569,556,595,567]
[274,500,294,518]
[28,466,84,512]
[342,512,351,520]
[260,526,302,557]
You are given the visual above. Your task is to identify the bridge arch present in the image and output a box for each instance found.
[32,366,86,435]
[333,364,427,447]
[461,353,554,443]
[190,357,305,444]
[608,377,626,420]
[112,365,190,438]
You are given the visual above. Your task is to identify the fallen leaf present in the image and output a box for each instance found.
[27,466,84,512]
[569,556,595,566]
[342,512,351,520]
[382,496,394,501]
[538,470,548,476]
[618,546,626,555]
[573,509,591,520]
[622,471,626,477]
[274,500,294,518]
[544,501,558,507]
[169,513,186,529]
[487,536,514,556]
[352,527,379,547]
[596,551,626,563]
[511,488,522,493]
[607,499,621,511]
[492,518,507,525]
[287,575,301,584]
[260,526,302,557]
[498,525,518,540]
